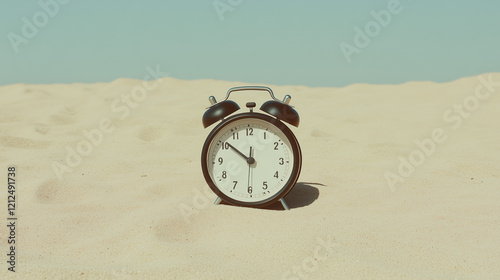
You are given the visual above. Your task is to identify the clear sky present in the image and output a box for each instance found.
[1,0,499,87]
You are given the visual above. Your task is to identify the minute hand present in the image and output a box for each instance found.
[227,143,255,164]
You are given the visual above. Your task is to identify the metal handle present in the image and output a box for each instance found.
[223,86,281,102]
[208,86,292,107]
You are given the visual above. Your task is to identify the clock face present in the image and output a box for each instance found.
[202,113,301,207]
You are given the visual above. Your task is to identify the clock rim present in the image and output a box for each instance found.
[201,112,302,208]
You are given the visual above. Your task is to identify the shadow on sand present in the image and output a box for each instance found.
[219,182,323,211]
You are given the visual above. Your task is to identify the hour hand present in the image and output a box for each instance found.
[227,143,255,164]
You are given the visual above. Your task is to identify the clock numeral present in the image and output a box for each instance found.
[248,186,252,194]
[262,181,268,190]
[279,158,284,165]
[222,171,227,179]
[264,132,267,140]
[222,142,230,150]
[232,132,239,140]
[273,171,279,178]
[218,157,223,165]
[274,142,279,150]
[246,128,253,136]
[233,181,238,189]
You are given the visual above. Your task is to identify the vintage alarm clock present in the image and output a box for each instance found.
[201,86,302,210]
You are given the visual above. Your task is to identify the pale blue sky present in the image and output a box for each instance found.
[1,0,499,87]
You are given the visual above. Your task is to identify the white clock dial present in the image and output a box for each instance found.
[206,118,295,203]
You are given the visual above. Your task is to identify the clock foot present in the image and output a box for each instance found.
[214,197,222,205]
[280,198,290,210]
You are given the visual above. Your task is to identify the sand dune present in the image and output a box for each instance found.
[1,74,499,279]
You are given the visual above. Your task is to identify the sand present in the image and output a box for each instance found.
[0,74,499,279]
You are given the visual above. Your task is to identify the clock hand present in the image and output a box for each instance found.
[249,147,254,188]
[227,142,255,164]
[247,147,252,190]
[248,146,255,165]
